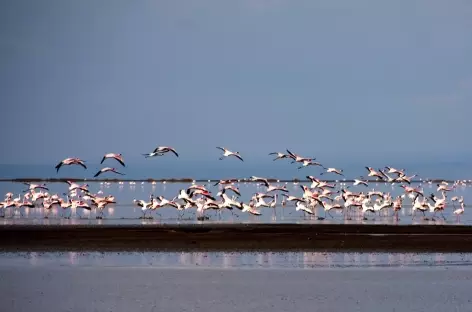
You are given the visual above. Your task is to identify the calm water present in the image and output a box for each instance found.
[0,180,471,225]
[2,252,472,311]
[0,253,472,312]
[1,251,472,269]
[1,161,472,225]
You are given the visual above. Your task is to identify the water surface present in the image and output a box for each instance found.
[1,251,472,269]
[1,180,470,225]
[1,251,472,312]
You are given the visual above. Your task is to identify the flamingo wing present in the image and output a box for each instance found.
[233,154,244,161]
[55,161,63,173]
[114,156,126,167]
[93,170,102,178]
[168,148,179,157]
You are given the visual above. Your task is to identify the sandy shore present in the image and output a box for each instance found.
[1,266,471,312]
[2,223,472,252]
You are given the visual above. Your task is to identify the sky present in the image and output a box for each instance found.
[1,0,471,168]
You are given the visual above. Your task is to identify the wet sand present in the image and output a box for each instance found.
[1,266,471,312]
[3,223,472,252]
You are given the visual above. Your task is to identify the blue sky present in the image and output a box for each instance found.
[1,0,471,167]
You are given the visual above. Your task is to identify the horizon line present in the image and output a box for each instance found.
[0,177,468,183]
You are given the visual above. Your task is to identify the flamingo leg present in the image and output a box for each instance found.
[441,211,446,220]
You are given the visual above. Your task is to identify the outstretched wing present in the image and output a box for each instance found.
[55,161,63,173]
[169,148,179,157]
[232,154,243,161]
[114,156,126,167]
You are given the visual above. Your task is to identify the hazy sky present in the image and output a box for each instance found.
[1,0,471,166]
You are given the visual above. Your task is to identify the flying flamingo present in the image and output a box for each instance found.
[320,167,344,177]
[55,158,87,173]
[152,146,179,157]
[216,147,244,161]
[93,167,125,178]
[268,152,291,161]
[101,153,126,167]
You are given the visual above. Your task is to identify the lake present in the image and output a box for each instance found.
[1,251,472,312]
[0,179,470,225]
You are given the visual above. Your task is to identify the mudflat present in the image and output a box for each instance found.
[2,224,472,252]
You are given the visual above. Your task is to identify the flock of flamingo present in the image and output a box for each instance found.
[0,146,468,222]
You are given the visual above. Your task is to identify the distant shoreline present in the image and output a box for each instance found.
[2,223,472,252]
[0,178,463,183]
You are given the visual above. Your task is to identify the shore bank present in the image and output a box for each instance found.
[2,223,472,252]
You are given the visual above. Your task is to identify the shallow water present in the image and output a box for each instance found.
[1,252,472,312]
[1,251,472,269]
[1,180,470,225]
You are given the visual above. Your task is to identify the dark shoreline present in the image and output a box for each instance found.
[2,224,472,252]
